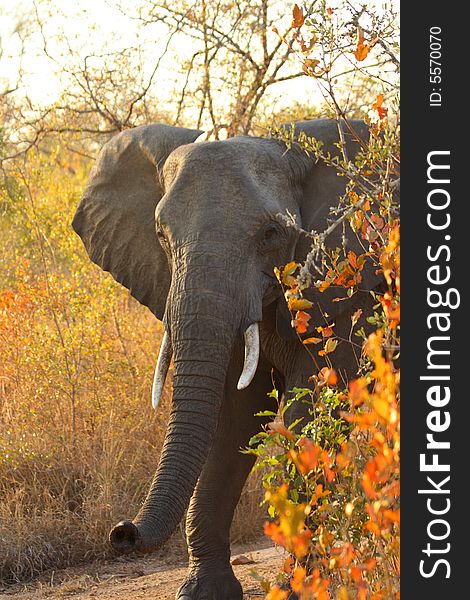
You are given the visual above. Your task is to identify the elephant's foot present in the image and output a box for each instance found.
[176,565,242,600]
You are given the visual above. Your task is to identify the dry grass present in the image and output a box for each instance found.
[0,299,265,585]
[0,326,265,584]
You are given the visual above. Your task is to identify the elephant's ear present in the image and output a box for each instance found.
[279,119,382,333]
[72,124,202,319]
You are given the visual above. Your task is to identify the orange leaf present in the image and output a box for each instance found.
[373,94,388,119]
[264,521,285,546]
[347,250,357,268]
[350,566,362,582]
[292,4,304,28]
[280,261,299,286]
[289,438,321,475]
[364,558,377,571]
[338,587,350,600]
[354,26,371,61]
[283,556,295,574]
[318,367,338,386]
[266,587,288,600]
[302,336,323,345]
[318,280,331,292]
[322,450,335,482]
[303,57,320,71]
[317,324,334,337]
[370,214,385,230]
[292,310,311,334]
[291,565,306,592]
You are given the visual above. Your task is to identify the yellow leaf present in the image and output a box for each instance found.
[266,586,288,600]
[373,397,391,421]
[281,262,299,286]
[338,586,350,600]
[288,297,313,311]
[317,280,330,292]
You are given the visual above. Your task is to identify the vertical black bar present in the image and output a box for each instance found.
[402,1,465,596]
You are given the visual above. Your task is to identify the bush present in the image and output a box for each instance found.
[248,3,400,598]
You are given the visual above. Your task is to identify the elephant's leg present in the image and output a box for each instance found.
[176,359,275,600]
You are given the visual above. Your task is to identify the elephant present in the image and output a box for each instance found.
[72,119,380,599]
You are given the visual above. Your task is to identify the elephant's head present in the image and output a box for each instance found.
[72,119,377,554]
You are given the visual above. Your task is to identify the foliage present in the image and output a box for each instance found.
[0,0,399,592]
[249,2,400,598]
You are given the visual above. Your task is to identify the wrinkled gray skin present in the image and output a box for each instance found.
[72,120,379,600]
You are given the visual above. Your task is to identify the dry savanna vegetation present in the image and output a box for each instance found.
[1,1,399,597]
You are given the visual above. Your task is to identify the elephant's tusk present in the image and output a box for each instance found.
[237,323,260,390]
[152,331,172,409]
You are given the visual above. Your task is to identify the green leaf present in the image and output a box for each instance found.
[292,387,311,400]
[288,417,304,430]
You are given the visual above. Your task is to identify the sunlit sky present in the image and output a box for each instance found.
[1,1,398,127]
[1,1,303,105]
[1,0,163,103]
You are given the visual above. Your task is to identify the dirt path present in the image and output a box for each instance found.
[2,541,285,599]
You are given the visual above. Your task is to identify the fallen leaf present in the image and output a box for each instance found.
[231,554,255,565]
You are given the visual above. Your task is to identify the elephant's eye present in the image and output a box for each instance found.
[258,223,283,253]
[157,229,169,250]
[264,226,277,241]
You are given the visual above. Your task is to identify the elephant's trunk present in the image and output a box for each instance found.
[110,257,241,553]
